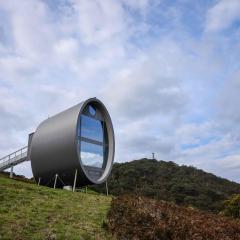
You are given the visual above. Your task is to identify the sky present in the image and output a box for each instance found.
[0,0,240,182]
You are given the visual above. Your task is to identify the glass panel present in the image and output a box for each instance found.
[81,141,104,168]
[80,115,103,142]
[88,105,96,116]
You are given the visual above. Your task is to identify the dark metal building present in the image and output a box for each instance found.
[30,98,115,188]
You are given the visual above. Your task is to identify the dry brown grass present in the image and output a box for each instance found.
[106,195,240,240]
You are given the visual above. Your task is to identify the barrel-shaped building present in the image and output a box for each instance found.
[30,98,115,188]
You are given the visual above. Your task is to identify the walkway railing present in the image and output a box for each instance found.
[0,146,28,171]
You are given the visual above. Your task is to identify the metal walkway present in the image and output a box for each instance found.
[0,146,29,171]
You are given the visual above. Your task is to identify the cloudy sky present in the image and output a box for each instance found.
[0,0,240,182]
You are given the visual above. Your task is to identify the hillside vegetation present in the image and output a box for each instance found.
[107,195,240,240]
[1,159,240,240]
[92,159,240,213]
[222,194,240,218]
[0,174,112,240]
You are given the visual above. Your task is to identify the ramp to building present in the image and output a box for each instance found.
[0,146,29,171]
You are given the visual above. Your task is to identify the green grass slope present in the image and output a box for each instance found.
[0,174,112,240]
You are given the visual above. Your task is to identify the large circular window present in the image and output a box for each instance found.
[78,103,108,181]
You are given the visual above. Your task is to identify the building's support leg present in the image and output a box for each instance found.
[10,166,13,179]
[38,177,41,186]
[85,186,88,194]
[54,174,58,189]
[73,169,77,192]
[106,180,109,196]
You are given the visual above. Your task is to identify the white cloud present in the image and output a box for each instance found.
[54,38,79,58]
[0,0,240,183]
[218,154,240,169]
[66,0,128,45]
[0,55,36,81]
[0,0,56,60]
[217,73,240,128]
[214,154,240,181]
[81,152,103,168]
[103,40,189,121]
[205,0,240,32]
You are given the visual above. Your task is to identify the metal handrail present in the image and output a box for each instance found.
[0,146,28,167]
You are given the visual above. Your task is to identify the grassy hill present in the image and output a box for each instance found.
[92,159,240,213]
[0,174,112,240]
[1,160,240,240]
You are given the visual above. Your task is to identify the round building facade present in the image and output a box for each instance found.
[30,98,115,187]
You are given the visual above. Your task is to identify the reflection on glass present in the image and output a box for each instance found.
[80,115,103,142]
[81,141,103,168]
[88,105,96,116]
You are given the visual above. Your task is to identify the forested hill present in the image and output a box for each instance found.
[92,159,240,213]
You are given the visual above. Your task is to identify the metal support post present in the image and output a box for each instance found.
[106,180,109,196]
[73,169,77,192]
[10,166,13,178]
[38,177,41,186]
[54,174,58,189]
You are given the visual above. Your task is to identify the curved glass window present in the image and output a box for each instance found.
[88,105,96,116]
[80,115,103,142]
[81,141,103,168]
[78,104,108,180]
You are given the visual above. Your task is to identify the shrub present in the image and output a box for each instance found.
[107,195,240,240]
[222,194,240,218]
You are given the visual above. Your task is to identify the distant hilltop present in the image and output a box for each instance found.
[92,158,240,213]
